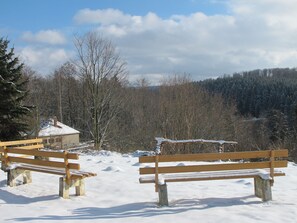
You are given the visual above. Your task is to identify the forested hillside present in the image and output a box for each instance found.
[199,68,297,161]
[200,68,297,118]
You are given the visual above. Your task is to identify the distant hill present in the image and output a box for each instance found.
[198,67,297,121]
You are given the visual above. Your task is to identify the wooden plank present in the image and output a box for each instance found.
[70,169,97,177]
[0,138,43,147]
[64,151,71,184]
[8,156,80,170]
[14,144,44,150]
[162,173,284,183]
[139,150,288,163]
[139,160,288,174]
[13,164,96,178]
[155,155,159,192]
[139,171,285,183]
[270,150,275,180]
[4,148,79,159]
[18,166,66,175]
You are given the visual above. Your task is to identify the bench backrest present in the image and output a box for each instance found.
[0,147,80,183]
[139,150,288,190]
[0,138,44,150]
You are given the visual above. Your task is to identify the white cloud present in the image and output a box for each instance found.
[129,73,167,86]
[18,47,72,75]
[72,3,297,82]
[21,1,295,82]
[22,30,66,45]
[74,8,131,26]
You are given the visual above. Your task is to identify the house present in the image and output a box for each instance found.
[38,117,80,149]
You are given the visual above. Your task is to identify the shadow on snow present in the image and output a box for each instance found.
[8,195,261,221]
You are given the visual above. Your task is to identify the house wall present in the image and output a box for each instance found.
[41,133,79,149]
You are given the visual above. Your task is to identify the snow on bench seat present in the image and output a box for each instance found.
[139,168,285,184]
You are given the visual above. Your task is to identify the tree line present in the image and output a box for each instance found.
[1,34,296,162]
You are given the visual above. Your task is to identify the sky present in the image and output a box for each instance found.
[1,0,297,84]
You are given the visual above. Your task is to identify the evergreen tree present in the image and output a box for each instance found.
[0,37,31,140]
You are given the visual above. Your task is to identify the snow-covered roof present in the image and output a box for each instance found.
[38,119,79,137]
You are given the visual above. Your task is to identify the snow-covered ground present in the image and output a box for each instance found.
[0,150,296,223]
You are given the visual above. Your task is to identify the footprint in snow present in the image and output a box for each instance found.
[235,179,246,184]
[102,166,123,172]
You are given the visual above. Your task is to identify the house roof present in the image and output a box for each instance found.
[38,119,80,137]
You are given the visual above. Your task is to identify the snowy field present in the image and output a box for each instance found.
[0,150,297,223]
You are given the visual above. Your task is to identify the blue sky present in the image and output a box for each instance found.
[1,0,297,84]
[1,0,226,41]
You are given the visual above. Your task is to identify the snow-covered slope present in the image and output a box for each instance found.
[0,150,296,223]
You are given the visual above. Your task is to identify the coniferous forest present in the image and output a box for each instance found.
[199,68,297,162]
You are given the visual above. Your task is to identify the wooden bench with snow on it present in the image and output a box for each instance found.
[0,144,96,199]
[139,149,288,206]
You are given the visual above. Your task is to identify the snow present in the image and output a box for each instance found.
[0,150,297,223]
[38,119,79,137]
[155,137,238,154]
[139,169,278,183]
[155,137,238,145]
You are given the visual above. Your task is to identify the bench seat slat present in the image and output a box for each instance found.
[15,165,66,176]
[10,164,97,178]
[139,169,286,184]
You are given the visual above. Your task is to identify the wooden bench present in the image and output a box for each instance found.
[139,149,288,206]
[0,140,96,198]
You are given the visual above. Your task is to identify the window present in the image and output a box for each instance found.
[43,139,48,144]
[49,138,54,143]
[56,137,62,142]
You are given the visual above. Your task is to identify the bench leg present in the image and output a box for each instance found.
[75,179,85,196]
[23,171,32,184]
[7,169,32,187]
[59,177,86,198]
[158,183,169,206]
[7,169,17,187]
[1,158,6,171]
[254,176,272,202]
[59,177,70,199]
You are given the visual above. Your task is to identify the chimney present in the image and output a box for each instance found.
[53,116,58,127]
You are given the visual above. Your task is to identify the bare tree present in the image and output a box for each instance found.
[73,31,127,149]
[53,62,79,125]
